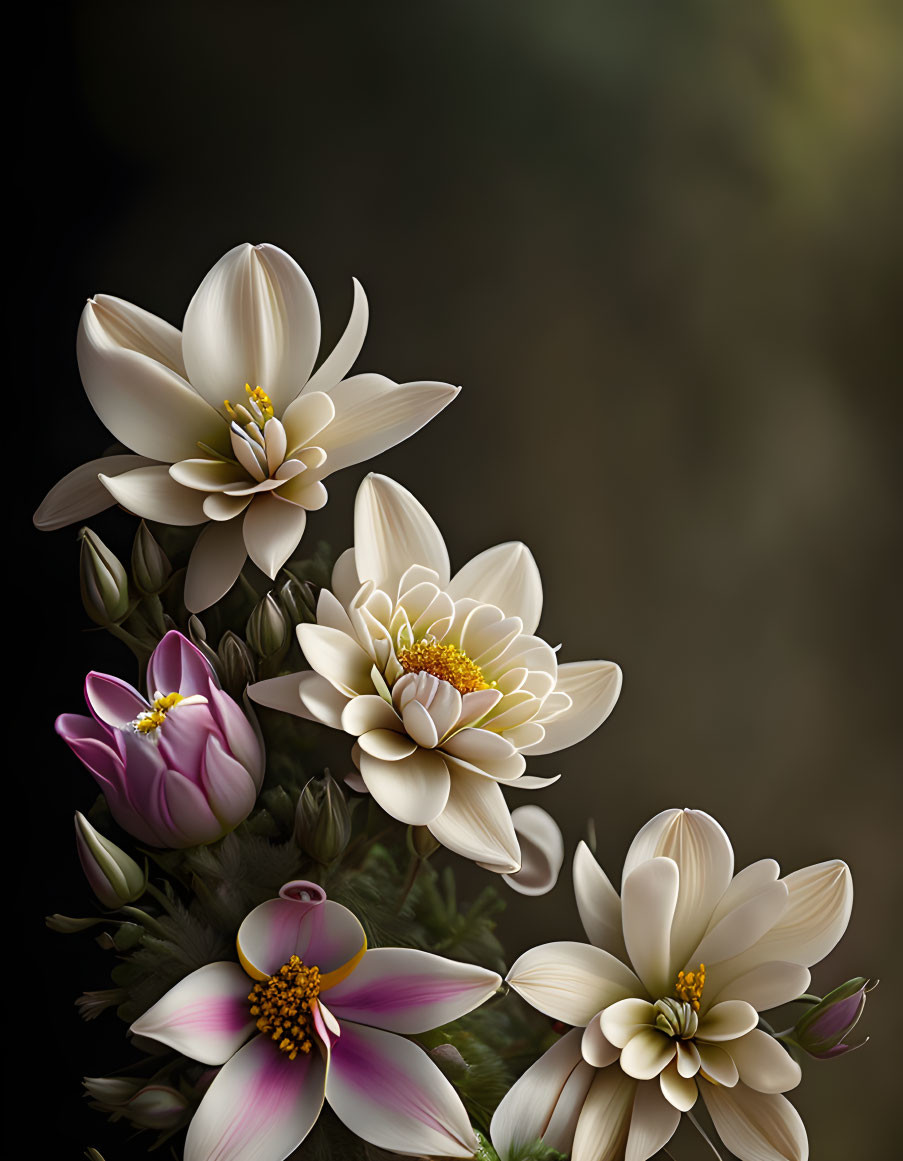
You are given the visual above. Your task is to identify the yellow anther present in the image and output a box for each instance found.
[247,955,321,1060]
[674,963,706,1012]
[397,638,491,695]
[131,692,185,735]
[224,385,274,425]
[245,383,274,418]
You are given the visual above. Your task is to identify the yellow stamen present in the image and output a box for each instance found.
[224,383,274,423]
[132,692,185,735]
[397,638,491,695]
[248,955,321,1060]
[674,963,706,1012]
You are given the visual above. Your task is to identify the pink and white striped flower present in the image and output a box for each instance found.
[131,880,501,1161]
[56,631,264,848]
[250,474,622,874]
[33,243,459,612]
[491,808,854,1161]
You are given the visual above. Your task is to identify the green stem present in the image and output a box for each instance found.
[118,906,168,938]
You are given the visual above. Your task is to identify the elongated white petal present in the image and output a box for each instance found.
[182,243,320,415]
[34,454,157,530]
[503,805,564,896]
[448,542,543,634]
[701,1082,809,1161]
[79,302,227,462]
[659,1060,698,1112]
[697,1000,759,1043]
[281,390,336,455]
[84,292,186,371]
[324,947,500,1033]
[243,493,308,579]
[571,1068,635,1161]
[708,961,811,1012]
[573,840,625,957]
[582,1014,622,1067]
[297,624,375,696]
[507,941,641,1027]
[99,466,207,525]
[752,861,853,968]
[325,1020,477,1157]
[316,375,459,476]
[697,1042,740,1087]
[525,661,622,756]
[625,1081,682,1161]
[621,857,679,997]
[359,748,450,825]
[354,473,450,592]
[692,881,790,968]
[620,1028,676,1080]
[427,765,520,873]
[305,277,369,393]
[623,808,735,976]
[490,1029,591,1161]
[184,1033,327,1161]
[727,1030,802,1094]
[129,962,254,1065]
[331,547,360,606]
[184,517,248,612]
[706,860,781,931]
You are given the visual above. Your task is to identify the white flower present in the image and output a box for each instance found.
[491,808,854,1161]
[33,243,459,612]
[250,473,621,873]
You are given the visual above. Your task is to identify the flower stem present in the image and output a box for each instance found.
[686,1111,724,1160]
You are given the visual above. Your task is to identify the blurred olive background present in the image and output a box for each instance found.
[26,1,900,1157]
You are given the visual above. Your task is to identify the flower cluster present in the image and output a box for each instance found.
[37,244,871,1161]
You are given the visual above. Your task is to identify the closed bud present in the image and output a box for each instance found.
[83,1077,143,1104]
[791,977,875,1058]
[217,630,257,697]
[46,914,106,933]
[121,1085,190,1130]
[131,521,172,595]
[246,592,289,660]
[407,825,441,860]
[278,573,317,626]
[79,527,130,625]
[429,1043,469,1080]
[294,772,351,864]
[187,614,222,671]
[74,812,147,909]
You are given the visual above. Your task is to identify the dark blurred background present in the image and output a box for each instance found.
[25,1,900,1157]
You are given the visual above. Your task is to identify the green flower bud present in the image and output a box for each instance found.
[83,1077,143,1104]
[217,629,257,697]
[791,977,876,1058]
[122,1085,190,1130]
[278,573,317,626]
[407,825,441,860]
[187,615,222,670]
[130,520,172,595]
[74,812,147,909]
[294,772,351,864]
[246,592,289,660]
[79,527,130,625]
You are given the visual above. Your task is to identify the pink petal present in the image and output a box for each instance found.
[147,630,217,697]
[325,1020,476,1157]
[184,1033,327,1161]
[200,735,258,829]
[237,886,365,981]
[324,947,500,1033]
[83,673,147,728]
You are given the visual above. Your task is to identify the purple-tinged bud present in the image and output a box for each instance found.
[74,812,146,909]
[791,977,876,1058]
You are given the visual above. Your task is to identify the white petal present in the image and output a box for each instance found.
[182,242,320,415]
[727,1030,802,1094]
[184,518,248,613]
[658,1061,698,1112]
[507,942,642,1027]
[316,375,460,476]
[701,1083,809,1161]
[298,624,375,696]
[448,542,543,634]
[129,962,254,1065]
[621,857,679,997]
[184,1033,327,1161]
[625,1080,682,1161]
[354,473,450,592]
[490,1029,592,1161]
[34,455,157,530]
[697,1042,740,1087]
[573,840,625,957]
[622,808,735,976]
[341,695,402,736]
[305,277,369,393]
[243,493,308,578]
[708,961,811,1012]
[525,660,622,755]
[331,547,360,606]
[503,805,564,896]
[751,860,853,968]
[619,1029,676,1080]
[692,881,790,968]
[428,767,520,873]
[358,729,418,761]
[170,458,249,491]
[281,390,336,455]
[325,1020,476,1157]
[83,293,185,372]
[697,1000,760,1043]
[571,1068,636,1161]
[582,1014,621,1067]
[296,671,349,728]
[248,674,305,717]
[706,860,781,931]
[358,748,450,825]
[99,466,207,525]
[599,998,657,1050]
[78,300,227,462]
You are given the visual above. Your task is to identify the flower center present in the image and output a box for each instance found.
[654,997,699,1039]
[674,962,706,1012]
[397,638,490,694]
[131,692,185,735]
[248,955,321,1060]
[224,383,275,433]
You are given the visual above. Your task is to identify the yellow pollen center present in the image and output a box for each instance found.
[248,955,321,1060]
[674,963,706,1012]
[397,638,491,695]
[224,383,275,425]
[132,692,184,734]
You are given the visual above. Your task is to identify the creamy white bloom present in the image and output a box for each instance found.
[250,474,621,874]
[34,244,459,612]
[492,808,854,1161]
